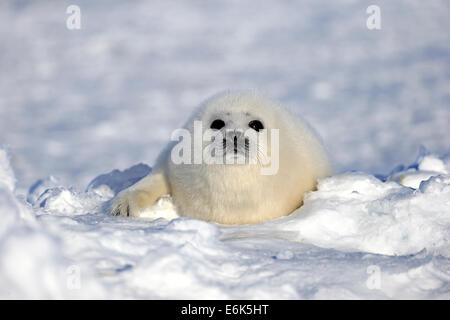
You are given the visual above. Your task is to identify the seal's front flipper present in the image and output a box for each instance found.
[110,170,170,217]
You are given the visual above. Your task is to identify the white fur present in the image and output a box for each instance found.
[111,91,332,225]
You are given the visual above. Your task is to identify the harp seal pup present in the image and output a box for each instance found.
[110,91,332,225]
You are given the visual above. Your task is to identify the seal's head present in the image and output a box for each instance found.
[186,91,284,167]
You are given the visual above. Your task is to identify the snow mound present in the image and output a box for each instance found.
[388,150,450,189]
[270,172,450,256]
[0,149,16,192]
[0,149,35,237]
[28,164,179,220]
[0,151,103,298]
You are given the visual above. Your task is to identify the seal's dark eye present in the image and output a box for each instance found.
[248,120,264,132]
[210,119,225,130]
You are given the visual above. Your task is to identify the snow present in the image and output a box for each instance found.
[1,147,449,299]
[0,150,16,193]
[1,0,450,299]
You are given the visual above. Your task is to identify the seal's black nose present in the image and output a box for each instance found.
[233,136,238,153]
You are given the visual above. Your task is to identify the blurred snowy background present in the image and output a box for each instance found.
[1,0,449,193]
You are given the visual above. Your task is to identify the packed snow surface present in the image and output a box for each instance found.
[1,0,450,299]
[1,148,449,299]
